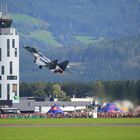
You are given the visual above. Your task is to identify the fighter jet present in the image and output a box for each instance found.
[23,46,69,73]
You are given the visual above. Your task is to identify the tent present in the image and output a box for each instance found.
[47,104,63,114]
[98,103,121,113]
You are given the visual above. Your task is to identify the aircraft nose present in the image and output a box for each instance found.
[23,45,29,49]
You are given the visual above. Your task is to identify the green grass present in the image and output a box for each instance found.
[0,118,140,140]
[10,14,43,26]
[10,14,62,48]
[30,30,63,47]
[0,126,140,140]
[74,35,103,45]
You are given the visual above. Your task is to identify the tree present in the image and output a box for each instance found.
[93,81,106,99]
[51,83,66,101]
[33,89,46,96]
[32,82,47,96]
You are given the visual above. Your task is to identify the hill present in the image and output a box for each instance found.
[20,36,140,82]
[1,0,140,82]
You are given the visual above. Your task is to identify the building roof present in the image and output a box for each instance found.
[13,99,91,111]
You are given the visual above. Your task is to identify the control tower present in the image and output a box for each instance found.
[0,12,19,103]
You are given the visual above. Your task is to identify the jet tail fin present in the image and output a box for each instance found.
[49,59,58,69]
[58,60,69,71]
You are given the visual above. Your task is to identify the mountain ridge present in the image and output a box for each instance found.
[0,0,140,82]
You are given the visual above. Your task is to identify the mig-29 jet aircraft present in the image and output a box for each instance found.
[23,46,69,73]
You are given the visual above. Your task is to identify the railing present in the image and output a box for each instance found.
[0,28,16,35]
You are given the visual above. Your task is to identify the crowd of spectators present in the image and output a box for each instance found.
[97,112,140,118]
[0,104,140,118]
[0,111,140,119]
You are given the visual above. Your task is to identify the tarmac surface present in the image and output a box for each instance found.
[0,123,140,127]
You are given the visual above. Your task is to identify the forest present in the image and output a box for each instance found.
[0,0,140,82]
[20,80,140,105]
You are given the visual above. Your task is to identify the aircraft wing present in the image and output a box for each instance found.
[23,45,69,73]
[23,45,39,54]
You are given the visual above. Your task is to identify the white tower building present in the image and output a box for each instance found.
[0,12,19,103]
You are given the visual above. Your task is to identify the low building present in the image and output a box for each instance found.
[71,96,94,103]
[12,98,91,113]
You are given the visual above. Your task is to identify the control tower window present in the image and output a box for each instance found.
[15,48,17,57]
[7,84,10,100]
[7,39,10,57]
[0,48,1,61]
[1,66,4,75]
[10,61,13,74]
[12,39,15,48]
[12,84,17,96]
[0,84,1,98]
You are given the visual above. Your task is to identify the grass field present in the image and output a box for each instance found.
[30,30,63,47]
[74,35,103,45]
[11,14,42,26]
[0,118,140,140]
